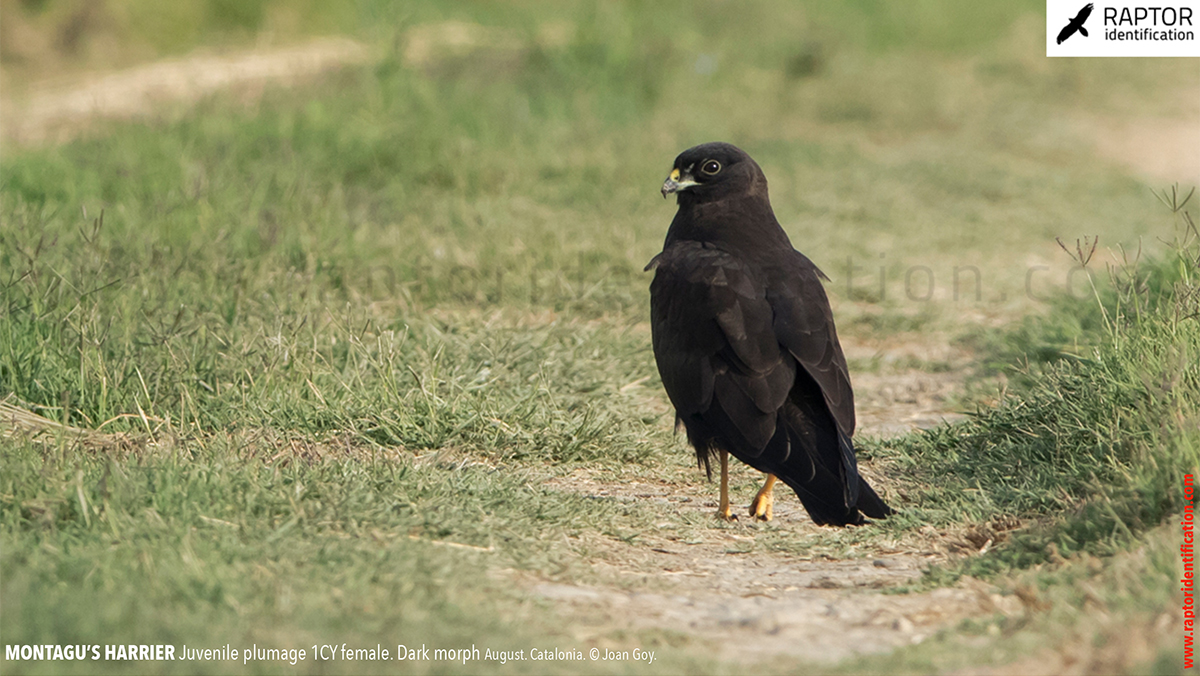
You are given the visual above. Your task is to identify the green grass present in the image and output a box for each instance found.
[1,432,725,675]
[836,518,1189,674]
[873,196,1200,577]
[3,1,1199,673]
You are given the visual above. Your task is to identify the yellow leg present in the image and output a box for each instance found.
[749,474,777,521]
[717,449,735,520]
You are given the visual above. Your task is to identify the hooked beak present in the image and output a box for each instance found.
[661,168,698,198]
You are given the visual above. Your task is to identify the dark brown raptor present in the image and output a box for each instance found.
[647,142,892,526]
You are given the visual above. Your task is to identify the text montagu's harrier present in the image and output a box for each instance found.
[646,142,892,526]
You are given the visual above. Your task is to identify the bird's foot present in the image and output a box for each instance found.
[749,474,777,521]
[716,503,738,521]
[748,491,773,521]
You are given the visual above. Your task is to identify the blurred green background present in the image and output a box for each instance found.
[5,0,1194,318]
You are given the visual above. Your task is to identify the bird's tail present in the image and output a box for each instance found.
[839,429,892,520]
[773,422,893,526]
[852,473,892,520]
[785,468,891,526]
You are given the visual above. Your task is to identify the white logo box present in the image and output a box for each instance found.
[1047,0,1200,56]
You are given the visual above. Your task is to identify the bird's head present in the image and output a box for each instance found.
[660,142,766,204]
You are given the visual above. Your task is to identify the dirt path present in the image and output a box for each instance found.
[530,463,1024,665]
[528,552,986,664]
[842,334,974,436]
[1082,111,1200,188]
[1,37,369,147]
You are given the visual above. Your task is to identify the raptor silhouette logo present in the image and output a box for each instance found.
[1057,3,1094,43]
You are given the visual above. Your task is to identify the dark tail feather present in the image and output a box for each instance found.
[837,429,860,507]
[791,480,864,526]
[785,471,891,526]
[854,474,893,520]
[840,429,892,520]
[774,448,872,526]
[776,428,893,527]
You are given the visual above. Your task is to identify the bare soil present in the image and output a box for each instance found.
[842,334,974,436]
[0,37,370,147]
[533,463,1029,665]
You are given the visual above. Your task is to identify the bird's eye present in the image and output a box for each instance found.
[701,160,721,175]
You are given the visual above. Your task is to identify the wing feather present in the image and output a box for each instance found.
[649,241,794,455]
[766,251,857,436]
